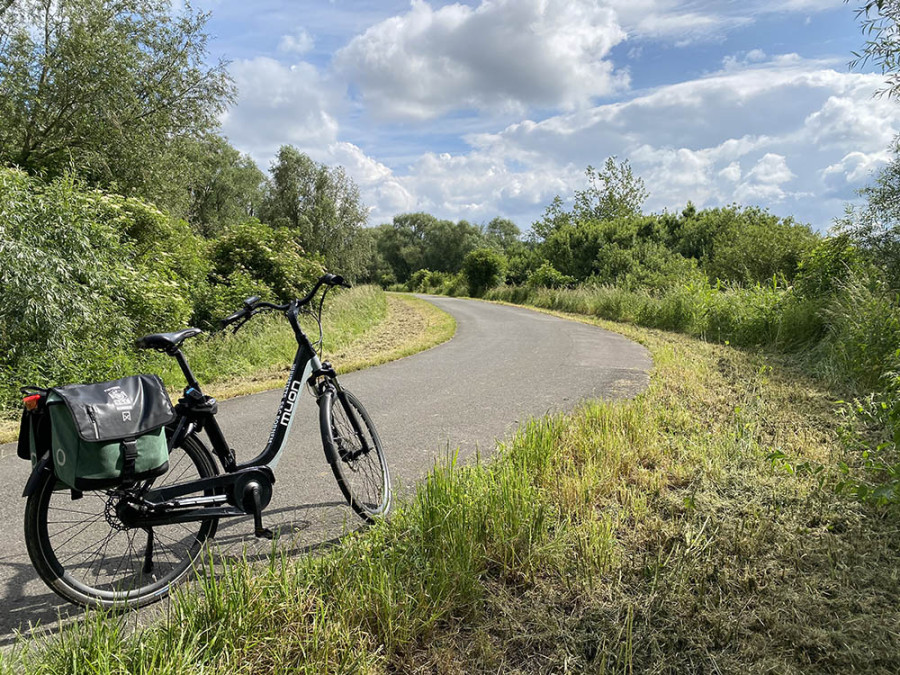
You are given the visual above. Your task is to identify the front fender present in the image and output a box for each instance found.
[22,452,52,498]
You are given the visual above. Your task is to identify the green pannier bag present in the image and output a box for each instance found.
[46,374,175,490]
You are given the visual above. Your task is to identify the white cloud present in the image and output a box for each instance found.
[328,55,896,230]
[735,153,795,202]
[822,150,892,192]
[334,0,628,120]
[719,162,742,182]
[278,29,314,55]
[221,57,340,162]
[440,55,900,227]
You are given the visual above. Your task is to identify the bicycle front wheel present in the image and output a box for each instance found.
[24,433,218,609]
[319,386,391,522]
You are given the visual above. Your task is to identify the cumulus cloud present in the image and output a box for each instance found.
[221,57,340,162]
[735,153,796,202]
[278,29,314,55]
[822,150,892,193]
[320,55,900,229]
[448,55,900,227]
[334,0,628,120]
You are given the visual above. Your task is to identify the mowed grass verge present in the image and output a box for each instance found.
[0,288,455,443]
[8,311,899,673]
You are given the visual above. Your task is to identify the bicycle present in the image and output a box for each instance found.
[22,273,391,608]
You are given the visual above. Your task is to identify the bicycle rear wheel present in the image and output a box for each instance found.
[24,433,218,609]
[319,386,391,522]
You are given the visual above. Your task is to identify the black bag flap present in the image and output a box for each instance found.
[50,374,175,442]
[16,412,31,460]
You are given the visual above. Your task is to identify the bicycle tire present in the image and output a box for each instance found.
[319,387,391,522]
[24,433,219,609]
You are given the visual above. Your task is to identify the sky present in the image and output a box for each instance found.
[196,0,899,233]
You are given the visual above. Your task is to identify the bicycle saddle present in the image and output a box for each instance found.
[135,328,203,353]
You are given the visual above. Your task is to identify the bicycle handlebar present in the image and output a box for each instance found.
[219,273,351,330]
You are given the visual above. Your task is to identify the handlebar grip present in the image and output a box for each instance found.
[331,274,351,289]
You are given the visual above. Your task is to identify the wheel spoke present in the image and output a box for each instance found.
[26,435,216,608]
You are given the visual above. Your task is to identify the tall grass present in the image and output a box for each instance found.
[141,285,387,391]
[486,279,898,393]
[11,322,900,673]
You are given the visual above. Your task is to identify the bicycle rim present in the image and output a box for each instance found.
[322,388,391,521]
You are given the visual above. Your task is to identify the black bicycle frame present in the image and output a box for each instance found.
[194,300,331,473]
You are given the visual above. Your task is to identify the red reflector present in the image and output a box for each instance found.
[23,395,41,411]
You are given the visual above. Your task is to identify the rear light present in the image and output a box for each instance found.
[23,394,41,411]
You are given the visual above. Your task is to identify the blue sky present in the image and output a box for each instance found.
[197,0,897,232]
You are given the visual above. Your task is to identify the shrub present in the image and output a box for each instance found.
[527,262,575,289]
[0,169,196,409]
[463,248,508,297]
[208,219,322,304]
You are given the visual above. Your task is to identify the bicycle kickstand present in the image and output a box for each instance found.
[248,484,274,540]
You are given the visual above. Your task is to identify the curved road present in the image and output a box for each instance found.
[0,296,650,639]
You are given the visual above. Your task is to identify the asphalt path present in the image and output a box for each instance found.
[0,296,650,641]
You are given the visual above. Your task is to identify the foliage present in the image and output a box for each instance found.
[180,135,267,236]
[541,215,705,289]
[463,248,507,297]
[833,151,900,289]
[372,212,485,284]
[209,220,322,303]
[527,261,575,289]
[668,205,818,285]
[0,0,233,209]
[0,167,332,414]
[482,216,522,252]
[0,168,197,409]
[261,145,368,279]
[850,0,900,97]
[794,233,871,297]
[532,157,648,241]
[404,269,467,296]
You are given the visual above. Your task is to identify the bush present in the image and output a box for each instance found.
[463,248,508,297]
[817,275,900,390]
[209,220,322,302]
[527,262,575,289]
[0,169,199,409]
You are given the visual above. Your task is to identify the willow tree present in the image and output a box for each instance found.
[0,0,233,207]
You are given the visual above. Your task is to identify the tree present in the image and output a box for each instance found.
[483,217,521,252]
[262,145,369,278]
[180,135,266,236]
[574,157,649,222]
[463,248,507,297]
[532,158,648,241]
[372,212,486,283]
[0,0,234,207]
[422,218,484,272]
[850,0,900,97]
[834,151,900,288]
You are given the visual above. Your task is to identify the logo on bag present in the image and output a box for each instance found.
[105,386,133,412]
[55,447,66,466]
[122,411,131,422]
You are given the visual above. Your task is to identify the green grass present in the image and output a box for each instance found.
[2,286,453,443]
[149,285,388,391]
[9,312,898,673]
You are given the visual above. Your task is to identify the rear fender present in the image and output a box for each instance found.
[23,452,52,498]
